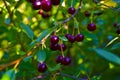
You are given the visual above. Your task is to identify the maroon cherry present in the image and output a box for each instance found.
[116,29,120,34]
[41,0,52,12]
[50,35,59,44]
[68,7,75,14]
[62,57,71,65]
[50,43,59,50]
[75,34,84,42]
[84,11,91,17]
[65,34,71,39]
[87,23,96,31]
[56,55,64,63]
[68,35,75,43]
[51,0,60,5]
[58,44,66,51]
[32,0,42,10]
[114,22,119,28]
[38,62,47,73]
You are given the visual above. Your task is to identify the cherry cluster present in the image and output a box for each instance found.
[65,34,84,43]
[50,35,71,65]
[27,0,61,18]
[114,22,120,34]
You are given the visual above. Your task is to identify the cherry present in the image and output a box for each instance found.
[50,35,59,44]
[75,34,84,42]
[38,62,47,73]
[116,29,120,34]
[87,23,96,31]
[51,0,60,5]
[84,11,91,17]
[68,7,75,14]
[65,34,71,39]
[114,22,119,28]
[56,55,64,63]
[62,57,71,65]
[58,44,66,51]
[32,0,42,10]
[68,35,75,43]
[50,43,59,50]
[41,0,52,12]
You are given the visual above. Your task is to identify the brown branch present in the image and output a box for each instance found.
[61,0,83,24]
[0,33,51,70]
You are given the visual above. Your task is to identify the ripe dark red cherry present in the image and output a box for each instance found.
[68,7,76,14]
[58,44,66,51]
[65,34,71,39]
[56,55,64,63]
[50,35,59,44]
[62,57,71,65]
[87,23,96,31]
[75,34,84,42]
[68,35,75,43]
[114,22,119,27]
[84,11,91,17]
[41,0,52,12]
[51,0,60,5]
[32,0,42,10]
[116,29,120,34]
[38,62,47,73]
[50,43,59,50]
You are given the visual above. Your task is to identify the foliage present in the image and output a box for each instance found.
[0,0,120,80]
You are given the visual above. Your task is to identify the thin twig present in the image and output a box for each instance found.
[61,0,83,24]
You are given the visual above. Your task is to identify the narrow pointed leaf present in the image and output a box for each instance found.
[93,48,120,64]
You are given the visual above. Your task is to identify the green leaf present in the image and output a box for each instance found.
[20,23,34,40]
[23,55,33,62]
[59,36,68,41]
[36,50,46,62]
[48,64,61,72]
[36,27,56,42]
[1,69,16,80]
[111,42,120,50]
[93,48,120,64]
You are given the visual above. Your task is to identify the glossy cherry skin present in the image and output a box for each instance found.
[41,0,52,12]
[56,55,64,63]
[68,7,75,14]
[62,57,71,65]
[50,43,59,50]
[38,62,47,73]
[68,35,75,43]
[75,34,84,42]
[87,23,96,31]
[32,0,42,10]
[116,29,120,34]
[50,35,59,44]
[58,44,66,51]
[51,0,60,5]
